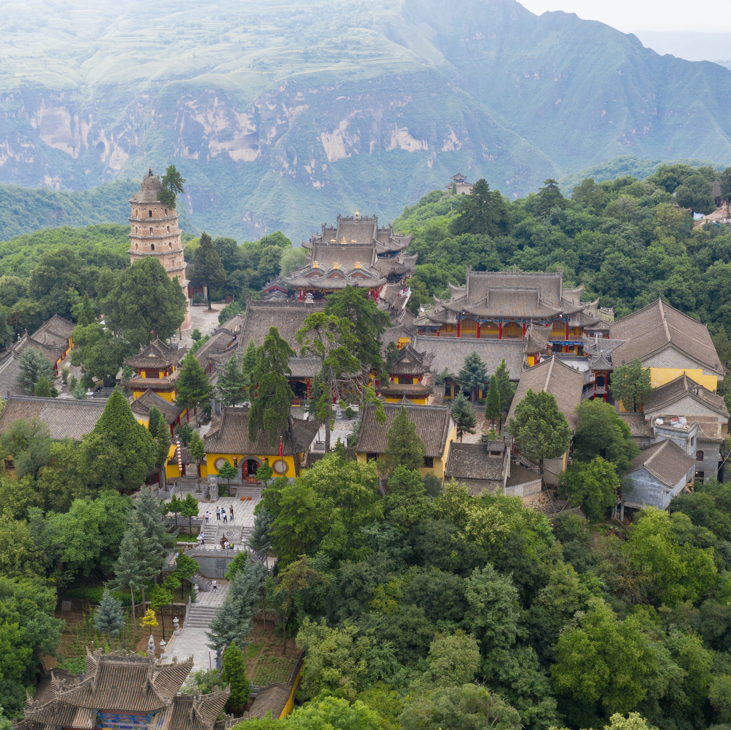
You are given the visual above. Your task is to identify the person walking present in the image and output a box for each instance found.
[212,579,217,593]
[229,505,234,521]
[216,507,221,521]
[223,512,228,524]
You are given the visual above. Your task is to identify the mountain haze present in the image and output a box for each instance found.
[2,0,731,239]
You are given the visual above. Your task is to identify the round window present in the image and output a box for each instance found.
[214,458,230,472]
[272,459,288,475]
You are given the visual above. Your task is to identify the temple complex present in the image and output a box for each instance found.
[129,169,191,330]
[122,339,187,402]
[265,211,416,301]
[16,649,233,730]
[413,269,613,356]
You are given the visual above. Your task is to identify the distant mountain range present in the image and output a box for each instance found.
[2,0,731,241]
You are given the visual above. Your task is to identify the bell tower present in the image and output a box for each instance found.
[128,169,191,330]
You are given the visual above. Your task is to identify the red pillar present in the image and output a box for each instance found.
[476,321,481,339]
[457,319,461,337]
[522,321,526,338]
[498,321,503,339]
[565,320,570,340]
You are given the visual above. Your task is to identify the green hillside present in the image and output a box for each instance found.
[2,0,731,238]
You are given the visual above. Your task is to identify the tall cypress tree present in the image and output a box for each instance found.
[175,352,211,413]
[383,405,426,474]
[451,392,477,442]
[207,559,267,652]
[135,486,174,573]
[221,643,251,712]
[216,354,248,406]
[458,351,488,402]
[82,389,156,493]
[485,374,502,430]
[494,359,515,415]
[191,233,227,310]
[248,327,295,448]
[241,339,258,383]
[449,179,510,237]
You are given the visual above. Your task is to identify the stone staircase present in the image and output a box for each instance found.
[189,571,213,592]
[184,583,229,628]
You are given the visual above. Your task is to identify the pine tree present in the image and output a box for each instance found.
[34,376,52,398]
[449,179,510,237]
[248,507,274,555]
[148,406,165,441]
[135,486,174,573]
[82,388,156,493]
[458,351,488,402]
[217,355,248,406]
[158,165,186,209]
[16,347,55,394]
[221,643,251,712]
[383,405,426,474]
[535,178,568,217]
[485,374,502,430]
[173,553,199,599]
[191,233,227,310]
[180,492,200,535]
[176,352,211,413]
[241,339,258,383]
[207,559,267,652]
[494,359,515,415]
[94,588,125,638]
[508,388,571,474]
[168,494,183,528]
[248,327,295,448]
[110,512,156,623]
[450,393,477,442]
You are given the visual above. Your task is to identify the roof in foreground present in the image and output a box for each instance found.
[204,407,320,455]
[643,374,729,419]
[628,438,695,488]
[0,395,107,440]
[445,443,507,482]
[507,356,585,430]
[355,403,453,457]
[610,298,725,376]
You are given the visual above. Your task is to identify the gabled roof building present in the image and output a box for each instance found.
[122,339,186,402]
[413,269,612,357]
[265,212,415,300]
[16,649,233,730]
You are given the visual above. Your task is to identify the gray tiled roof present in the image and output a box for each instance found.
[463,289,562,319]
[29,315,74,353]
[628,439,695,488]
[445,443,507,482]
[610,299,725,376]
[237,300,326,353]
[310,243,376,267]
[355,403,453,457]
[125,339,187,369]
[643,374,729,419]
[245,684,291,720]
[0,351,25,398]
[618,413,653,439]
[130,389,184,424]
[507,356,585,431]
[0,395,108,440]
[466,271,563,306]
[204,407,319,455]
[389,344,433,376]
[412,336,525,380]
[506,463,543,488]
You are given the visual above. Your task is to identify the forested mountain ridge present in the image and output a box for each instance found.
[3,0,731,240]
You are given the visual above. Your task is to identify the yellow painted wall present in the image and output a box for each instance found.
[384,396,429,405]
[650,367,718,392]
[356,423,457,479]
[397,337,411,348]
[205,452,301,479]
[280,667,304,718]
[132,389,176,402]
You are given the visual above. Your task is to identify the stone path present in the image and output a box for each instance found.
[165,581,229,672]
[192,496,259,550]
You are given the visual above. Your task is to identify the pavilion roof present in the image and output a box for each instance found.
[124,339,187,369]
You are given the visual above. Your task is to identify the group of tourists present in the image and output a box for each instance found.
[203,505,235,524]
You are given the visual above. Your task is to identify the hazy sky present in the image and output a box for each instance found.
[518,0,730,32]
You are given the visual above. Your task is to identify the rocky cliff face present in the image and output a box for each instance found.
[1,0,730,240]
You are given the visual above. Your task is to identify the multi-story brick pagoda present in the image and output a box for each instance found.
[128,169,191,330]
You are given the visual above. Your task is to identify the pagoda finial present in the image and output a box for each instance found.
[355,207,360,220]
[342,236,347,244]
